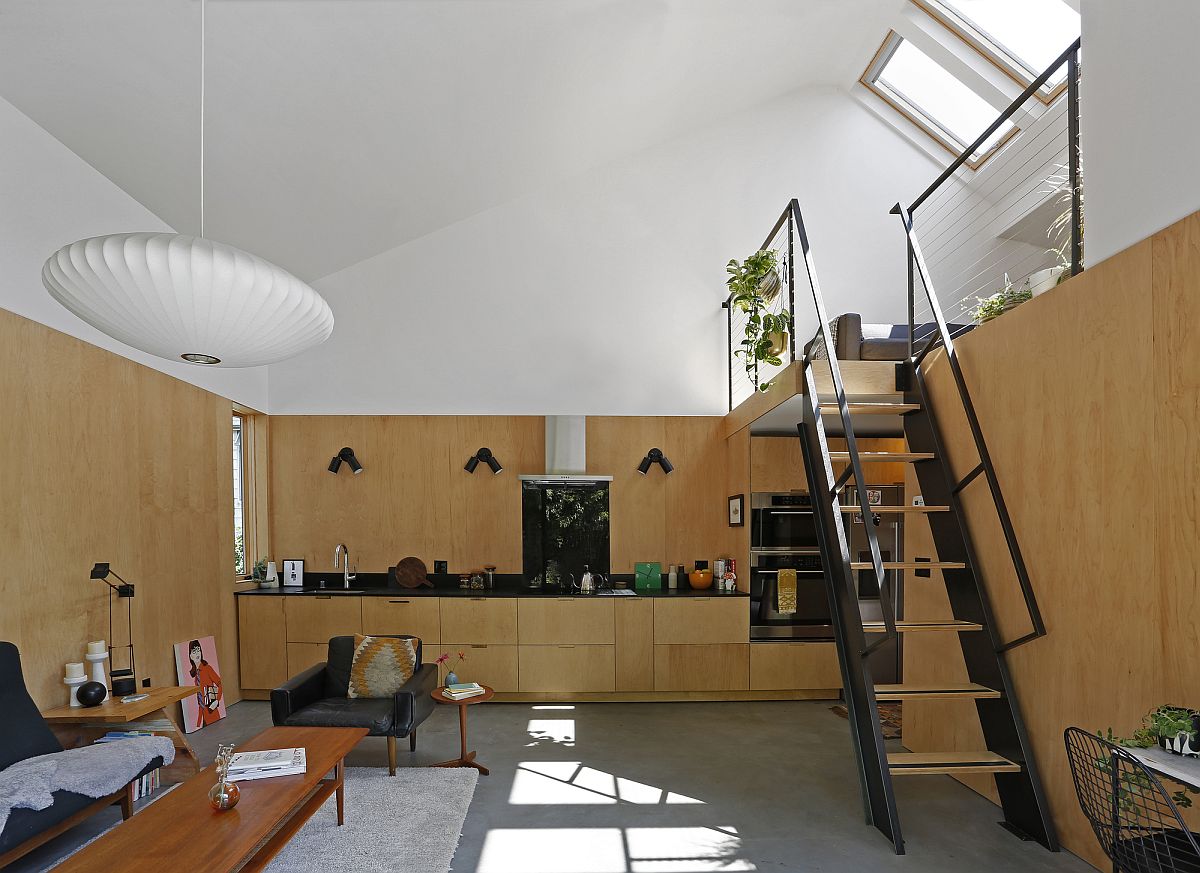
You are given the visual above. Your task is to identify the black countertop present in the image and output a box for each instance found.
[237,580,746,599]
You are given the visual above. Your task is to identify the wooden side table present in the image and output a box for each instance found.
[430,685,494,776]
[40,686,202,786]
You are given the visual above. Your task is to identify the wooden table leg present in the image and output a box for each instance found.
[335,758,345,826]
[432,703,488,775]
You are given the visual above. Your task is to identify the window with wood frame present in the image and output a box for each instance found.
[233,412,250,578]
[912,0,1080,103]
[860,30,1018,168]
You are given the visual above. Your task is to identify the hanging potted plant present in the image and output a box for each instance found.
[727,249,793,392]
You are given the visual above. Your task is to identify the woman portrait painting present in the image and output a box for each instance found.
[174,636,226,732]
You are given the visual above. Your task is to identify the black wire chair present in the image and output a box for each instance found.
[1065,726,1200,872]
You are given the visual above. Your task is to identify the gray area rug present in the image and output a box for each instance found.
[266,767,478,873]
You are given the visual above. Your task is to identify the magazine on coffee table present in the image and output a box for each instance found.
[228,747,306,781]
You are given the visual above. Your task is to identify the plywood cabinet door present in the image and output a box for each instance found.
[653,598,749,645]
[283,596,363,643]
[238,596,287,689]
[615,598,654,691]
[518,646,615,692]
[654,644,749,691]
[517,598,615,645]
[751,436,806,493]
[749,642,842,691]
[361,597,441,645]
[286,642,330,677]
[440,598,518,644]
[441,643,518,691]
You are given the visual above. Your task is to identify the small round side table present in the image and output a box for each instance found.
[431,685,494,775]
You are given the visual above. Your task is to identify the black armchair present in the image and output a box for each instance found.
[270,635,437,775]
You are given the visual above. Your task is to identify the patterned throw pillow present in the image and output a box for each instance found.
[347,635,418,698]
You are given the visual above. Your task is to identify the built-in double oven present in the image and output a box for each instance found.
[749,489,903,683]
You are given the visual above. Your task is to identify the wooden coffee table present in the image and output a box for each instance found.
[54,725,367,873]
[431,685,494,775]
[41,686,202,787]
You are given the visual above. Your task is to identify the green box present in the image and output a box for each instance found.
[634,562,662,590]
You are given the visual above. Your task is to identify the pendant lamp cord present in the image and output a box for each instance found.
[199,0,206,238]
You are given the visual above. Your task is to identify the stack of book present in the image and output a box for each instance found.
[93,731,162,800]
[444,682,486,700]
[227,747,307,782]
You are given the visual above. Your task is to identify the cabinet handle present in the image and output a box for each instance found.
[470,644,488,649]
[558,645,576,649]
[471,597,487,601]
[692,598,710,602]
[316,595,331,600]
[557,597,574,602]
[388,600,411,604]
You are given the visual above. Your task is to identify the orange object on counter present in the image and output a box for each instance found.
[688,569,714,589]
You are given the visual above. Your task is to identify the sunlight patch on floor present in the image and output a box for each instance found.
[526,718,576,746]
[510,762,705,805]
[477,827,756,873]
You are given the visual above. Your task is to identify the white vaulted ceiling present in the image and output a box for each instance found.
[0,0,901,281]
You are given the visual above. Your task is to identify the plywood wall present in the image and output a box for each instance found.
[902,210,1200,869]
[269,416,545,573]
[587,416,743,574]
[269,415,746,579]
[0,307,239,709]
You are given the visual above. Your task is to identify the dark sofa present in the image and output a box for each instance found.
[812,313,972,361]
[271,635,437,776]
[0,642,163,868]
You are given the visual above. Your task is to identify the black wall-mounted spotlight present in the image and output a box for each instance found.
[637,448,674,475]
[328,447,364,475]
[464,447,503,475]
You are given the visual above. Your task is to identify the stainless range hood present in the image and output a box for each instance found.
[518,415,613,484]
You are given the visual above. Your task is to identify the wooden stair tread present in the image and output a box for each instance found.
[875,683,1000,700]
[839,505,950,513]
[821,403,920,416]
[888,751,1020,775]
[863,620,982,633]
[829,452,934,462]
[850,561,967,570]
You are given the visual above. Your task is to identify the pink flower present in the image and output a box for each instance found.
[435,653,449,665]
[457,651,467,661]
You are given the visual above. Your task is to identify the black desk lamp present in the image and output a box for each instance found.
[90,563,138,695]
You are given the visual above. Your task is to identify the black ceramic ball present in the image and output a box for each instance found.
[76,681,107,707]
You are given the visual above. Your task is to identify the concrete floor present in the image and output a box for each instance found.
[12,699,1097,872]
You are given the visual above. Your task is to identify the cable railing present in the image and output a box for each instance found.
[723,210,797,410]
[903,38,1083,336]
[888,38,1082,651]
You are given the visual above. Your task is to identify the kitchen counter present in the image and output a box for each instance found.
[236,582,747,598]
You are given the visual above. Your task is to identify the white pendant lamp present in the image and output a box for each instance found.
[41,0,333,368]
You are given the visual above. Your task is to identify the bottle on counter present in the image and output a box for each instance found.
[668,564,678,589]
[723,559,737,592]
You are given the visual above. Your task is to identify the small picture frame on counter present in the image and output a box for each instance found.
[728,494,744,527]
[282,559,304,588]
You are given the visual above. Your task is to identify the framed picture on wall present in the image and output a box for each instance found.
[728,494,745,527]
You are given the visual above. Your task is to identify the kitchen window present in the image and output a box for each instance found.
[860,30,1017,168]
[233,413,249,578]
[913,0,1081,102]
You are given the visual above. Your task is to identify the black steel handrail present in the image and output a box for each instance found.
[907,37,1081,214]
[786,199,899,651]
[884,39,1081,653]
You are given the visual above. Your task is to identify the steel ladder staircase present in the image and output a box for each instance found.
[786,204,1058,855]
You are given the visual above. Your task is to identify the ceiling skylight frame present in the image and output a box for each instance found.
[859,31,1019,170]
[911,0,1073,104]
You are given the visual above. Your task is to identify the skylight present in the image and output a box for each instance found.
[917,0,1081,94]
[862,32,1015,166]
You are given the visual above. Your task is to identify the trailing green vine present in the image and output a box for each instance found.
[1100,706,1200,808]
[727,249,792,393]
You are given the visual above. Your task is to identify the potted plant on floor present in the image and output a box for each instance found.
[727,249,793,392]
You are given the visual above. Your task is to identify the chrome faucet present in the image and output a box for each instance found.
[333,543,356,589]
